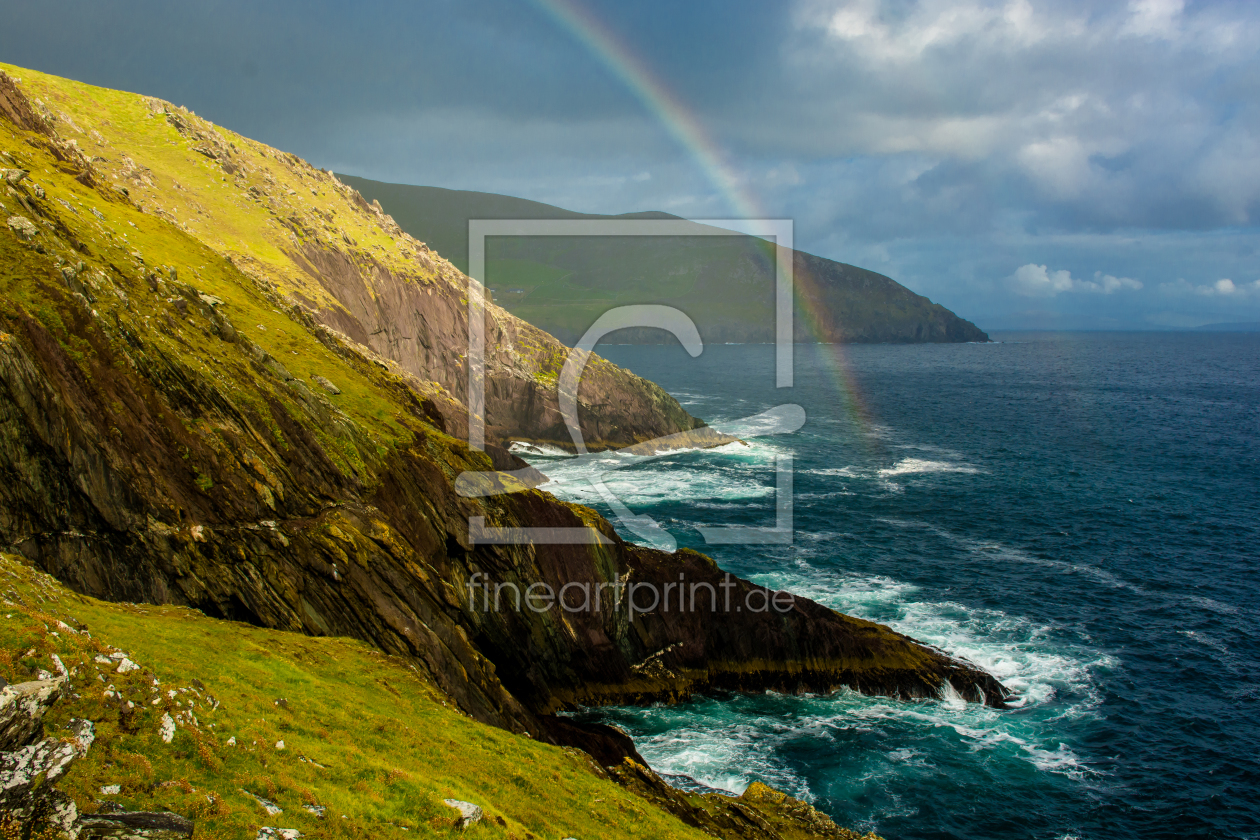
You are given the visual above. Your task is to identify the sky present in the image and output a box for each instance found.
[4,0,1259,330]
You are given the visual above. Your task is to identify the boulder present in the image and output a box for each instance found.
[443,799,483,828]
[159,712,175,743]
[6,215,37,241]
[0,678,62,751]
[312,375,340,395]
[0,718,94,829]
[242,789,283,816]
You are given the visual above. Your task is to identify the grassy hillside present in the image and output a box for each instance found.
[1,553,885,840]
[0,554,718,839]
[0,61,704,453]
[339,176,989,346]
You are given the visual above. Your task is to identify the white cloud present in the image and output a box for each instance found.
[776,0,1260,231]
[1160,277,1260,297]
[1009,264,1143,296]
[1010,263,1076,296]
[1121,0,1184,40]
[812,0,1050,64]
[1095,272,1144,293]
[1017,136,1094,199]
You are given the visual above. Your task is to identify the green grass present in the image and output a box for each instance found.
[0,554,712,840]
[2,63,432,311]
[2,61,659,427]
[0,64,498,480]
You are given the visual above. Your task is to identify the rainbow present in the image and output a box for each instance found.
[529,0,877,438]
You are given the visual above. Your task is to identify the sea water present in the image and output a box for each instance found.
[518,332,1260,840]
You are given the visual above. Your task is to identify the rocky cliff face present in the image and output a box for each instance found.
[1,64,703,454]
[0,63,1007,763]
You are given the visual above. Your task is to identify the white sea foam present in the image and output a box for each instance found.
[508,440,571,457]
[804,466,861,478]
[1179,629,1231,656]
[803,458,982,489]
[883,518,1152,598]
[626,707,821,800]
[528,439,786,512]
[886,520,1243,621]
[624,562,1113,794]
[876,458,982,478]
[757,563,1112,713]
[892,442,964,458]
[1188,595,1237,615]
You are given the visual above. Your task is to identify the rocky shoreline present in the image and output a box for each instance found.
[0,62,1008,837]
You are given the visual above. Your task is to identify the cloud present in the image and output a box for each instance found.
[1121,0,1184,40]
[1009,264,1142,297]
[774,0,1260,232]
[6,0,1260,329]
[1095,272,1145,293]
[1160,277,1260,297]
[1009,264,1075,296]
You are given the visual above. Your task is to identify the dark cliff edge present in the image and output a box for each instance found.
[0,60,1008,812]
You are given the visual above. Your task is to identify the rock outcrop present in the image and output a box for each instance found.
[604,760,882,840]
[0,670,198,838]
[443,798,484,829]
[78,809,196,839]
[0,679,92,837]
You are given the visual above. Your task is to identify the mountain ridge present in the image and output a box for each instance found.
[340,175,990,346]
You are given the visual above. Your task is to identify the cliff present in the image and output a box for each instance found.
[0,61,1007,833]
[0,554,885,839]
[339,177,991,346]
[1,64,704,456]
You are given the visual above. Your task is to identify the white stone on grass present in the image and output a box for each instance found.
[443,799,483,828]
[159,712,175,743]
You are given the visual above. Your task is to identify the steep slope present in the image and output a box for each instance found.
[0,554,882,839]
[0,61,1006,769]
[340,176,990,345]
[0,64,705,454]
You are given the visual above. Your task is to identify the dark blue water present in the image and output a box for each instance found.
[521,332,1260,840]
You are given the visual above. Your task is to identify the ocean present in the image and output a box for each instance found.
[517,332,1260,840]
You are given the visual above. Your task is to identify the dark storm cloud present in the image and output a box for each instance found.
[3,0,1258,328]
